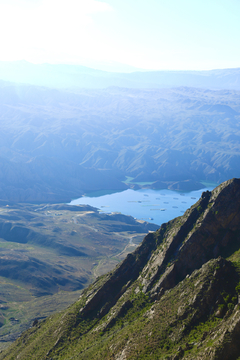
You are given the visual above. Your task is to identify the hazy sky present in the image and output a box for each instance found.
[0,0,239,71]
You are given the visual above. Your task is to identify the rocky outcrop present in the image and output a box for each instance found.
[140,179,240,298]
[78,179,240,321]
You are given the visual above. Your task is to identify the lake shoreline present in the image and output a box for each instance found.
[70,186,215,226]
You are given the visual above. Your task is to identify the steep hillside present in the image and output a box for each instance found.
[0,202,157,349]
[2,178,240,359]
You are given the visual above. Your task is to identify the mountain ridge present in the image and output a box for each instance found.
[0,61,240,90]
[3,178,240,359]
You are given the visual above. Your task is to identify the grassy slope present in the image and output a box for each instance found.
[3,180,240,359]
[0,203,157,350]
[3,254,240,359]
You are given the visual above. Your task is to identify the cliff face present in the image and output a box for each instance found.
[141,179,240,298]
[2,178,240,360]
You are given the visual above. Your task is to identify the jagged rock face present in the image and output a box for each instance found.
[140,178,240,299]
[2,178,240,360]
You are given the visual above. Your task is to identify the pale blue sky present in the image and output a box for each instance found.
[0,0,239,71]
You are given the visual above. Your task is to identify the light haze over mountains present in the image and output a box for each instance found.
[0,62,239,202]
[0,0,240,353]
[0,61,240,90]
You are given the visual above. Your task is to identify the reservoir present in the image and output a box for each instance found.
[69,187,214,226]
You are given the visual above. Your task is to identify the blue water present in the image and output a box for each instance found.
[69,187,214,226]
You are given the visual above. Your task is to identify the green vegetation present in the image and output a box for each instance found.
[0,202,156,349]
[2,179,240,359]
[2,258,237,360]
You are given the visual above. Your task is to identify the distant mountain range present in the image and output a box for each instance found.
[0,80,239,201]
[0,60,240,90]
[0,61,239,202]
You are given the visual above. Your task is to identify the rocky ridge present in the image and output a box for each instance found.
[2,178,240,359]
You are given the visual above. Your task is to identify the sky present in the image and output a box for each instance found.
[0,0,239,71]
